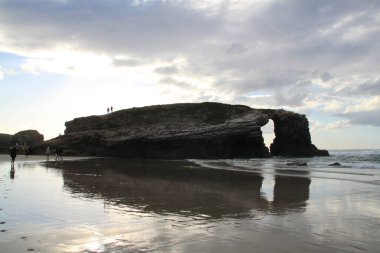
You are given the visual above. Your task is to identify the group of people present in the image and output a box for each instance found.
[8,146,64,179]
[9,146,64,164]
[45,146,63,162]
[107,106,114,114]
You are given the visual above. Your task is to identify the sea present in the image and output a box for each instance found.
[190,149,380,186]
[0,149,379,253]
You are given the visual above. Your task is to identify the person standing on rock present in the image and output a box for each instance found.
[111,106,113,113]
[107,107,110,114]
[46,147,51,161]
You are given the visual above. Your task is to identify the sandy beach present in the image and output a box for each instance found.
[1,154,380,252]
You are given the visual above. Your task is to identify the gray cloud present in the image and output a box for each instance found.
[155,65,178,75]
[0,0,379,126]
[340,78,380,96]
[159,77,193,89]
[223,42,248,56]
[337,109,380,127]
[0,0,221,57]
[112,58,146,67]
[320,72,333,82]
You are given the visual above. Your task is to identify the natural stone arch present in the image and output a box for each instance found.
[33,103,328,158]
[265,110,326,157]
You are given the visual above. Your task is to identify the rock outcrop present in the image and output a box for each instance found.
[0,133,12,153]
[10,130,44,146]
[34,102,328,158]
[0,130,44,154]
[263,109,329,157]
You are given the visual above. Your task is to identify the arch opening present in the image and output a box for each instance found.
[262,119,275,150]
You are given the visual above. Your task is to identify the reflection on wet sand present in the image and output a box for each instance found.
[272,175,311,213]
[10,163,15,179]
[61,158,311,218]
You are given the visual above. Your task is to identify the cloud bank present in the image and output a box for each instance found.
[0,0,379,128]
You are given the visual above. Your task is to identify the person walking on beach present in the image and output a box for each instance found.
[46,147,51,161]
[25,146,30,157]
[55,147,63,163]
[10,146,17,164]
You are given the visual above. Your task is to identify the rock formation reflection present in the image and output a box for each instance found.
[272,175,311,214]
[61,159,311,218]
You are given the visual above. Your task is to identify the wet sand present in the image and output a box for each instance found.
[1,155,380,252]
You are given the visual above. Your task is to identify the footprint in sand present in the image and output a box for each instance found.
[1,229,6,232]
[27,249,35,252]
[21,236,28,240]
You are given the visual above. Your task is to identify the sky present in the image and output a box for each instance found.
[0,0,379,150]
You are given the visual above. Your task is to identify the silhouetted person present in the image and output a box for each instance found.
[111,106,113,112]
[107,107,110,114]
[46,147,51,161]
[10,147,17,164]
[55,147,63,163]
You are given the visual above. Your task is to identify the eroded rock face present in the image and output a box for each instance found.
[0,134,12,153]
[10,130,44,146]
[0,130,44,154]
[264,110,325,157]
[34,102,328,158]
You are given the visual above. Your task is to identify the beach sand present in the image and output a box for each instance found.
[0,155,379,252]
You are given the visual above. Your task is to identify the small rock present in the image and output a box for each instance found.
[286,162,307,166]
[328,162,341,166]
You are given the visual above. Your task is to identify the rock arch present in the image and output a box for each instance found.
[34,103,328,158]
[260,109,328,157]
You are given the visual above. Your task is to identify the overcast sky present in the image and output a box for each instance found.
[0,0,379,149]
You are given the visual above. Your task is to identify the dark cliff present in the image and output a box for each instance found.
[0,134,12,153]
[264,109,329,157]
[34,102,328,158]
[0,130,44,153]
[10,130,44,146]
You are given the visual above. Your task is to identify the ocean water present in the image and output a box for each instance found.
[190,149,380,185]
[0,150,379,253]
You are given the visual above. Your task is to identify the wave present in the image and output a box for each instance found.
[188,150,380,185]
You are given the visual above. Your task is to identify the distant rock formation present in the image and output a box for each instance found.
[34,102,328,158]
[10,130,44,146]
[0,134,12,153]
[264,110,329,157]
[0,130,44,153]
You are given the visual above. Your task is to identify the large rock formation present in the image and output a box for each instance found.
[0,133,12,153]
[34,102,328,158]
[0,130,44,153]
[10,130,44,146]
[263,109,329,157]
